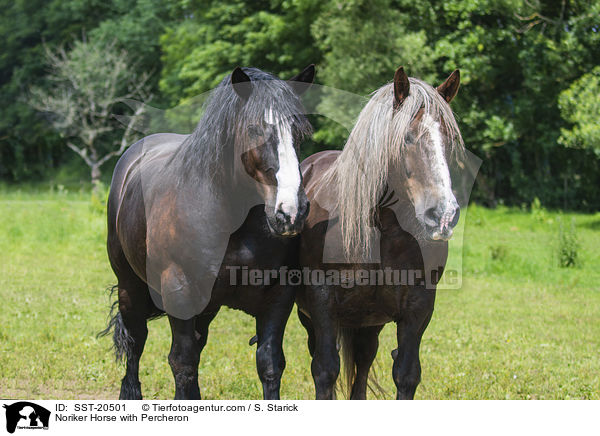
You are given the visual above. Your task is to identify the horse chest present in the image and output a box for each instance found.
[222,233,289,271]
[210,227,296,316]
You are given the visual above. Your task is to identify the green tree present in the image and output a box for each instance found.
[159,0,322,104]
[1,0,599,209]
[393,0,600,208]
[559,66,600,156]
[0,0,116,181]
[27,37,152,188]
[0,0,175,183]
[310,0,437,149]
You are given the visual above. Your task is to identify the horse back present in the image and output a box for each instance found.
[300,150,340,193]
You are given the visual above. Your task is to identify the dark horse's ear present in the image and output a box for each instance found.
[288,64,316,95]
[393,66,410,109]
[231,67,252,101]
[437,69,460,103]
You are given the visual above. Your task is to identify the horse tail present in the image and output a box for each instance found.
[338,327,356,398]
[97,285,133,362]
[338,327,387,399]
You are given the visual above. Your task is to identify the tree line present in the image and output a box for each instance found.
[1,0,598,209]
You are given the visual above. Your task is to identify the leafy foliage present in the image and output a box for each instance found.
[159,0,322,103]
[559,66,600,156]
[1,0,599,209]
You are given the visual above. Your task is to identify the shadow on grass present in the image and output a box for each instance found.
[579,218,600,231]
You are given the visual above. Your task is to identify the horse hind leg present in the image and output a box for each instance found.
[297,308,316,357]
[116,277,155,400]
[99,271,154,400]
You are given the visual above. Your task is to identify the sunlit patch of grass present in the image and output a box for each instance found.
[0,194,599,399]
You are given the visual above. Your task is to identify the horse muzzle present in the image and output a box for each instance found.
[423,203,460,241]
[266,197,309,237]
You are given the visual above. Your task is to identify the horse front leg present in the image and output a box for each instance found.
[255,286,295,400]
[168,315,201,400]
[194,311,218,397]
[307,287,339,400]
[392,290,435,400]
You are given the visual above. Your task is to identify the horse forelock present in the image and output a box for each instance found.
[324,77,465,261]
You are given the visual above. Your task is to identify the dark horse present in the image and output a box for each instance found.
[103,65,315,399]
[296,67,465,399]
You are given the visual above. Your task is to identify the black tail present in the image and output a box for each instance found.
[338,327,387,399]
[97,285,133,362]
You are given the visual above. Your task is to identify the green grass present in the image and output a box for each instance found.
[0,190,599,399]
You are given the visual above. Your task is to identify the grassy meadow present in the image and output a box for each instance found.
[0,187,599,399]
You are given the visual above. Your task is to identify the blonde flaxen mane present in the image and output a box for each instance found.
[322,78,465,261]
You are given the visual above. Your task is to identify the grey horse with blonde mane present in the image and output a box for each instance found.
[296,66,466,399]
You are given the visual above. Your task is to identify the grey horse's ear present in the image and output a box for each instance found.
[231,67,252,101]
[437,70,460,103]
[288,64,315,95]
[393,66,410,109]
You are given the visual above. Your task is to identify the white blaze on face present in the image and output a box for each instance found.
[266,109,301,222]
[422,113,457,240]
[423,113,453,200]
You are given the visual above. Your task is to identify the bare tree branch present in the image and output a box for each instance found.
[96,100,150,167]
[66,141,94,167]
[26,36,153,187]
[515,0,568,34]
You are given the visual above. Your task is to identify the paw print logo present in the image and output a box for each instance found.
[287,269,302,286]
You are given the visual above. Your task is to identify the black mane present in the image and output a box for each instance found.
[176,67,312,178]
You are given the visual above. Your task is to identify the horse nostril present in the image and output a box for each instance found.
[424,207,439,226]
[450,206,460,228]
[275,209,286,222]
[298,200,310,219]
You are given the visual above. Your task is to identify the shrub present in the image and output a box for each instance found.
[489,245,508,262]
[556,217,580,268]
[90,182,109,216]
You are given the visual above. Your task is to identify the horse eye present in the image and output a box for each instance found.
[248,125,263,137]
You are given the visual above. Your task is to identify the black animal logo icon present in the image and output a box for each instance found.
[3,402,50,433]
